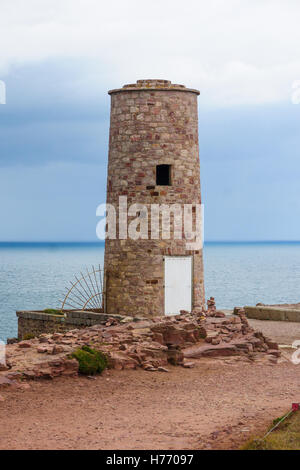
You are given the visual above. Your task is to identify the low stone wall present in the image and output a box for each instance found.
[244,306,300,322]
[16,310,125,340]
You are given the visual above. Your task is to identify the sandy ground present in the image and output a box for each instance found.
[248,318,300,345]
[1,317,300,450]
[0,355,299,450]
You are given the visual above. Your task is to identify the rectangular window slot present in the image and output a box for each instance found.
[156,164,171,186]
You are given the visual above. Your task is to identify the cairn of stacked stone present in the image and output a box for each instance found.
[206,297,226,318]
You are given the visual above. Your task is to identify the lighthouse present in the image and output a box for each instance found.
[103,79,204,317]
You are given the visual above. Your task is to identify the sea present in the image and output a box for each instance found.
[1,241,300,342]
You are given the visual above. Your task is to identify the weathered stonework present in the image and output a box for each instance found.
[244,306,300,322]
[104,79,205,317]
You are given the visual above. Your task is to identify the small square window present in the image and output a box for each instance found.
[156,164,171,186]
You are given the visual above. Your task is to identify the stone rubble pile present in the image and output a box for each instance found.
[184,308,279,360]
[0,303,280,386]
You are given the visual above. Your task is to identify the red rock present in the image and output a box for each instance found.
[183,344,238,358]
[205,331,219,343]
[268,349,281,357]
[52,345,64,355]
[18,341,31,348]
[52,333,63,340]
[5,371,22,380]
[110,351,139,370]
[214,311,226,318]
[1,304,277,383]
[35,367,53,379]
[247,337,263,348]
[222,336,233,343]
[23,370,36,380]
[265,339,279,350]
[0,376,12,386]
[60,359,78,376]
[233,341,253,353]
[39,337,49,344]
[153,332,164,344]
[232,316,242,324]
[167,348,184,365]
[211,338,221,345]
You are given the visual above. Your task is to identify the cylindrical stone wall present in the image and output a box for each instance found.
[104,79,204,317]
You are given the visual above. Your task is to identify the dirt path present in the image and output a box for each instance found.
[248,318,300,345]
[0,357,299,450]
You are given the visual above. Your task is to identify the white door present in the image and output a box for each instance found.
[164,256,192,315]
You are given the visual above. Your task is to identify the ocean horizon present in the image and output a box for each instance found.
[1,240,300,341]
[2,240,300,245]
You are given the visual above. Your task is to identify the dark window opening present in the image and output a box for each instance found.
[156,164,171,186]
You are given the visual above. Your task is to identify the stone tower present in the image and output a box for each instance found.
[104,79,204,317]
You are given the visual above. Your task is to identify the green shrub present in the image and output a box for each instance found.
[72,346,108,375]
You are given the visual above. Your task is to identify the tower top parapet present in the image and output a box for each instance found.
[108,79,200,95]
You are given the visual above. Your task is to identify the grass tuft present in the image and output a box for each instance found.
[23,333,36,340]
[43,309,64,315]
[71,346,108,375]
[242,411,300,450]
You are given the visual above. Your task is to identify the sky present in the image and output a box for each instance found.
[0,0,300,241]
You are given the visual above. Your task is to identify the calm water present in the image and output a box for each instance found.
[1,241,300,341]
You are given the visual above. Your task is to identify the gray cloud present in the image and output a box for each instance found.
[0,59,109,166]
[1,1,300,241]
[1,0,300,106]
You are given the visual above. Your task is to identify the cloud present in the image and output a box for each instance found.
[0,161,107,241]
[1,0,300,241]
[0,58,109,119]
[0,0,300,106]
[0,59,109,166]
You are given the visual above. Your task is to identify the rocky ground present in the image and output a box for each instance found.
[248,318,300,346]
[0,302,298,450]
[0,304,279,383]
